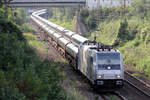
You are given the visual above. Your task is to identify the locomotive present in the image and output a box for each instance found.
[78,41,124,87]
[31,9,124,87]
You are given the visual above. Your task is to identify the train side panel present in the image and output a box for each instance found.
[78,45,95,83]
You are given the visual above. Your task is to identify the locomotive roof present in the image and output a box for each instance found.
[81,40,118,53]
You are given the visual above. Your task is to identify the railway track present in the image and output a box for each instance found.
[100,94,111,100]
[113,92,127,100]
[90,92,126,100]
[96,91,126,100]
[124,71,150,98]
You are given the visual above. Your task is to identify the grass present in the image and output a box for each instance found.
[89,19,121,45]
[108,95,119,100]
[49,18,75,31]
[65,88,87,100]
[132,73,141,78]
[60,65,87,100]
[23,33,48,53]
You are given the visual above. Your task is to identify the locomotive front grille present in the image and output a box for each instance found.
[103,75,116,79]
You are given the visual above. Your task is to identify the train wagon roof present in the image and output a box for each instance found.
[58,37,70,47]
[72,34,88,45]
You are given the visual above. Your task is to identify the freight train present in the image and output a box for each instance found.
[31,9,124,88]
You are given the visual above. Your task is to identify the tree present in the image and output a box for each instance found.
[1,0,13,17]
[131,0,150,19]
[114,18,129,46]
[79,8,89,23]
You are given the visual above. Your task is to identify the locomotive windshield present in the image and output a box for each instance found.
[97,53,121,70]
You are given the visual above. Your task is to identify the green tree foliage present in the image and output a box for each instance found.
[49,8,77,22]
[114,19,130,46]
[0,0,2,6]
[21,23,35,33]
[80,8,98,30]
[85,11,97,30]
[0,2,66,100]
[13,8,29,26]
[48,8,77,31]
[130,0,150,19]
[12,8,35,33]
[0,0,6,20]
[80,8,89,23]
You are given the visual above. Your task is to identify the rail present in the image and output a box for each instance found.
[113,91,127,100]
[125,71,150,98]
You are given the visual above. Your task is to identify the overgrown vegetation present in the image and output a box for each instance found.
[24,33,48,53]
[80,8,97,30]
[49,18,75,31]
[47,8,77,31]
[80,0,150,78]
[0,1,68,99]
[12,8,35,33]
[21,23,35,33]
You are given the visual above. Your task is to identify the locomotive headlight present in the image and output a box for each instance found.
[116,75,121,78]
[97,74,103,79]
[98,75,102,78]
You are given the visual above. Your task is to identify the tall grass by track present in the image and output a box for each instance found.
[90,19,121,45]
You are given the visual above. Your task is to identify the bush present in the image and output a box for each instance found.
[80,8,89,23]
[114,19,137,46]
[21,23,35,33]
[80,8,97,30]
[0,16,65,100]
[85,12,97,30]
